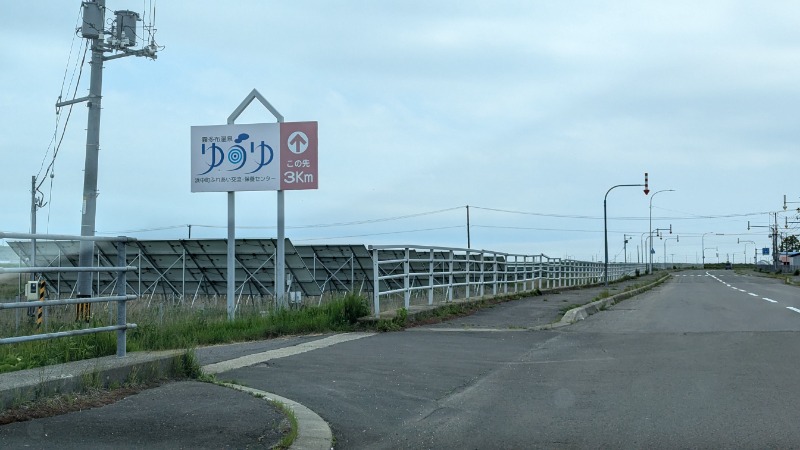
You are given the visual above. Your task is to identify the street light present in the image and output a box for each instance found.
[738,238,756,266]
[651,225,672,270]
[604,178,647,286]
[649,189,675,275]
[639,231,649,264]
[663,235,678,269]
[701,232,714,269]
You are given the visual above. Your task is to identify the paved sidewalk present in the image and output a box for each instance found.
[415,272,665,330]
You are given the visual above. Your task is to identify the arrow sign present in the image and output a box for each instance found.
[280,122,318,190]
[289,132,307,154]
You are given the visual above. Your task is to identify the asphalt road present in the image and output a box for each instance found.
[3,271,799,449]
[0,381,287,449]
[220,270,800,448]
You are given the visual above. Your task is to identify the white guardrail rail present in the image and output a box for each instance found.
[0,232,137,357]
[369,245,644,318]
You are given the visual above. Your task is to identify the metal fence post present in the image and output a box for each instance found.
[404,248,410,309]
[372,247,380,318]
[428,249,434,305]
[480,251,485,297]
[503,256,508,294]
[448,250,454,302]
[465,250,471,299]
[492,253,498,296]
[116,239,127,357]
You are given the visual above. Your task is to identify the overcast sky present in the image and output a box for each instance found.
[1,1,799,264]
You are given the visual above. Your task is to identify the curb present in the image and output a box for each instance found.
[0,346,335,450]
[533,273,671,330]
[220,383,333,450]
[360,275,666,326]
[0,350,186,411]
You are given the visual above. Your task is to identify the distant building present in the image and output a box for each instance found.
[779,252,800,266]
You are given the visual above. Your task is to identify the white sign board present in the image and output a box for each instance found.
[190,122,318,192]
[190,123,280,192]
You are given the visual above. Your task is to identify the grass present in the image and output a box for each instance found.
[270,400,299,450]
[0,293,371,375]
[595,290,611,300]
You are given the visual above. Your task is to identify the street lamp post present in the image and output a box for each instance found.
[663,236,678,269]
[639,232,649,265]
[738,238,756,267]
[701,232,714,269]
[604,181,647,286]
[649,189,675,275]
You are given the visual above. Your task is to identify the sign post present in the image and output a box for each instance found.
[190,89,318,319]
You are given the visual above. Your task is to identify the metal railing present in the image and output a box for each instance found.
[369,245,644,317]
[0,232,138,357]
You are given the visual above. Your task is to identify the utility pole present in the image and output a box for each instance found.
[30,176,38,280]
[75,2,105,303]
[773,212,780,270]
[58,1,158,309]
[623,235,633,264]
[748,213,780,271]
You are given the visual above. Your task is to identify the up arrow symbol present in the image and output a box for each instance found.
[289,133,307,153]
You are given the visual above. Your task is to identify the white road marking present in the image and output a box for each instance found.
[202,332,376,374]
[787,307,800,314]
[748,293,758,297]
[410,327,526,332]
[763,298,777,303]
[738,289,747,292]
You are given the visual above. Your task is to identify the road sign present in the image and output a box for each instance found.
[280,121,318,190]
[763,247,770,255]
[190,121,318,192]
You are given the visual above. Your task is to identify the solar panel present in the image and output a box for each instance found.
[7,239,415,299]
[6,240,554,306]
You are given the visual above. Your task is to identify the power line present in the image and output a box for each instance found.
[473,205,775,221]
[37,39,89,192]
[473,225,605,234]
[293,226,464,242]
[36,5,83,181]
[471,206,598,219]
[177,207,463,231]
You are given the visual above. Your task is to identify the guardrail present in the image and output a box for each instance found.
[369,245,643,318]
[0,232,138,357]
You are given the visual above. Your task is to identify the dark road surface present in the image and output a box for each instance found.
[3,271,800,449]
[224,270,800,448]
